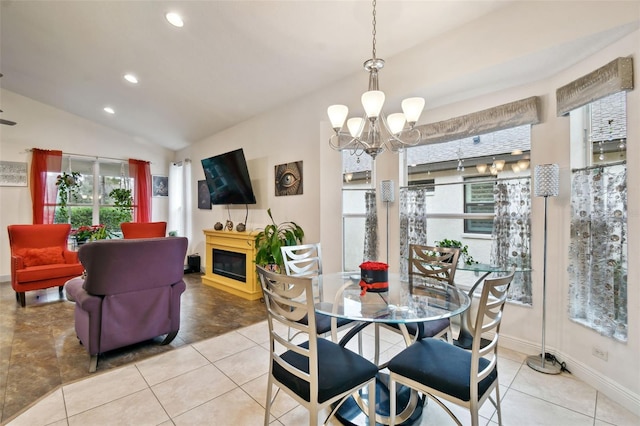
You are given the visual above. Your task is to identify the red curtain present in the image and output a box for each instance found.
[129,159,151,222]
[30,148,62,224]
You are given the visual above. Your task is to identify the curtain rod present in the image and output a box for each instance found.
[400,174,531,190]
[571,160,626,173]
[25,149,150,164]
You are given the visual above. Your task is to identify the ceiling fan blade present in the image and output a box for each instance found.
[0,118,17,126]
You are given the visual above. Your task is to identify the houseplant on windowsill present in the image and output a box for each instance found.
[108,188,133,224]
[434,238,478,265]
[71,224,113,245]
[254,208,304,272]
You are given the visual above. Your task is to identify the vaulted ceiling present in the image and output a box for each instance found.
[1,1,636,151]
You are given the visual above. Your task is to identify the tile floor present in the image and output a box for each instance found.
[5,322,639,426]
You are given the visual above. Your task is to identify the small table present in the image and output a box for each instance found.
[315,272,470,425]
[454,263,529,349]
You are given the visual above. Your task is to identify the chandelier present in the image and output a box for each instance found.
[327,0,425,160]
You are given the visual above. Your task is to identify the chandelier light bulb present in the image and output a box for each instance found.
[327,105,349,131]
[512,164,521,172]
[347,117,364,138]
[401,97,425,124]
[387,113,406,134]
[476,163,487,173]
[494,159,506,171]
[361,90,385,118]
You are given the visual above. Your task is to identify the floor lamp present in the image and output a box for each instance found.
[380,180,394,265]
[527,163,561,374]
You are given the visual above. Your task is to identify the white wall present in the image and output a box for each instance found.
[0,89,175,278]
[179,2,640,413]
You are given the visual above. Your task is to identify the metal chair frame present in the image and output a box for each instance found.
[389,271,515,426]
[257,266,376,426]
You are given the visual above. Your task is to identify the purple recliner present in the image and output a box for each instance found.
[65,237,188,372]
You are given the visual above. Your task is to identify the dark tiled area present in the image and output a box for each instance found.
[0,273,266,423]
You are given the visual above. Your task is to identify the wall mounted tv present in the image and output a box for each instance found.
[201,148,257,205]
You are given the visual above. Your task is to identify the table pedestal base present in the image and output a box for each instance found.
[335,373,424,425]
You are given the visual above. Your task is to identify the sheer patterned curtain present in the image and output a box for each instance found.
[490,178,532,304]
[568,165,627,342]
[399,187,429,280]
[30,148,62,224]
[129,159,151,222]
[363,190,378,261]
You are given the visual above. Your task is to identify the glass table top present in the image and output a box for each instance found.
[313,272,470,324]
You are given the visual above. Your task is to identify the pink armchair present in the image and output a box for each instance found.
[64,237,188,372]
[7,224,84,307]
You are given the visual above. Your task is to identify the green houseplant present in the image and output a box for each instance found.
[434,238,478,265]
[254,208,304,271]
[108,188,133,224]
[56,171,82,222]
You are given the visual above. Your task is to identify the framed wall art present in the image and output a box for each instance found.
[275,161,303,196]
[197,179,211,209]
[0,161,28,187]
[152,175,169,197]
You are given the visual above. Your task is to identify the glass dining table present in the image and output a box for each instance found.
[313,272,471,425]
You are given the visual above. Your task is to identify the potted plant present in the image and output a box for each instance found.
[434,238,478,265]
[108,188,133,223]
[71,224,113,245]
[56,171,82,222]
[254,208,304,272]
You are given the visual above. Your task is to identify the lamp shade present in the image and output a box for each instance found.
[387,113,406,134]
[327,105,349,130]
[361,90,385,118]
[401,97,425,123]
[534,164,559,197]
[347,117,364,138]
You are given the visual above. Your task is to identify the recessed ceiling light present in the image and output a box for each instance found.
[104,106,115,114]
[123,73,138,84]
[166,12,184,27]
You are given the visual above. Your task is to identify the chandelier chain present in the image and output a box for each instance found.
[371,0,377,59]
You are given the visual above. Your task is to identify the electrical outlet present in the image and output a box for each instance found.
[592,346,608,361]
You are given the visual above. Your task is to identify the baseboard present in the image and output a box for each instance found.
[0,275,10,283]
[499,334,640,417]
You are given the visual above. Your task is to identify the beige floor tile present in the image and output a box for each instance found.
[236,321,272,344]
[6,389,66,426]
[497,356,523,387]
[172,387,266,425]
[241,373,300,418]
[419,396,492,426]
[595,392,640,426]
[192,330,258,363]
[151,364,236,418]
[67,388,168,426]
[136,344,210,386]
[510,365,597,416]
[497,346,529,363]
[62,365,148,417]
[214,344,270,385]
[500,388,594,425]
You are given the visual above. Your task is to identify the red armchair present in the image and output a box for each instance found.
[120,221,167,239]
[7,224,84,307]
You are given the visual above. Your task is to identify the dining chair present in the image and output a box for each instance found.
[281,243,359,346]
[380,244,460,348]
[387,271,515,426]
[257,265,378,426]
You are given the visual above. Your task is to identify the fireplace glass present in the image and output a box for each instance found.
[212,248,246,283]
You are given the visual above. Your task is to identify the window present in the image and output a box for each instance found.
[55,157,133,234]
[464,177,494,234]
[568,91,627,341]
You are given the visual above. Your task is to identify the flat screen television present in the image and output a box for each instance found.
[201,148,257,205]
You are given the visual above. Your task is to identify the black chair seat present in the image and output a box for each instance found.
[274,338,378,404]
[297,312,353,335]
[388,338,496,402]
[387,318,450,340]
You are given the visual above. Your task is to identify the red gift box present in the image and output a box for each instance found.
[359,261,389,295]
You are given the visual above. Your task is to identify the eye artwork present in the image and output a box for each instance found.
[275,161,303,196]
